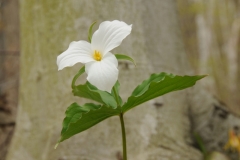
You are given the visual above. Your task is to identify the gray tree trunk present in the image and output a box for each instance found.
[194,0,240,115]
[6,0,240,160]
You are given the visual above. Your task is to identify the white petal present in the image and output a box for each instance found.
[57,41,95,70]
[91,20,132,55]
[85,52,118,92]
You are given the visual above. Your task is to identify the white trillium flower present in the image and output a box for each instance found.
[57,20,132,92]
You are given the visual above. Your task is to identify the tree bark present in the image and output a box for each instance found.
[6,0,240,160]
[193,0,240,115]
[0,0,19,159]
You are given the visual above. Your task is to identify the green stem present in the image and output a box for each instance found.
[112,86,127,160]
[119,113,127,160]
[113,87,120,106]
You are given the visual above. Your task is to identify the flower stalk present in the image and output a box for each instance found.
[120,113,127,160]
[113,86,127,160]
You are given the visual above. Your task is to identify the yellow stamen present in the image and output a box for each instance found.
[93,50,102,61]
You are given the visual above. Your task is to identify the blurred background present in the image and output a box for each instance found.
[0,0,239,160]
[177,0,240,115]
[0,0,19,159]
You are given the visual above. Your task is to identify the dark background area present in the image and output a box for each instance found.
[0,0,19,159]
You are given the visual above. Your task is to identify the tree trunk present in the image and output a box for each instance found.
[192,0,240,115]
[6,0,240,160]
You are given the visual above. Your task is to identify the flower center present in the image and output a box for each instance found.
[93,50,102,61]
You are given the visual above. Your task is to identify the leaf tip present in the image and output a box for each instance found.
[54,142,59,149]
[200,75,208,79]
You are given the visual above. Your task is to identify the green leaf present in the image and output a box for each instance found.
[61,103,97,135]
[115,54,136,66]
[131,73,167,97]
[88,21,97,42]
[122,73,206,113]
[57,102,121,144]
[73,82,118,109]
[193,132,207,156]
[71,66,85,88]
